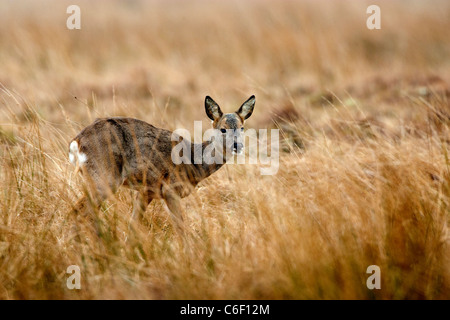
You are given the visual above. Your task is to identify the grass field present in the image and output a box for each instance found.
[0,0,449,299]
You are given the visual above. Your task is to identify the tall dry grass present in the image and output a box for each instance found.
[0,0,449,299]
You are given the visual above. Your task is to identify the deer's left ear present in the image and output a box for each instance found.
[236,95,255,121]
[205,96,223,121]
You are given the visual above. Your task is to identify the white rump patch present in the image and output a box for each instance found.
[69,141,78,165]
[69,140,87,166]
[69,153,75,164]
[69,140,78,153]
[78,152,87,164]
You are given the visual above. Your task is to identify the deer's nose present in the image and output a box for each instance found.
[233,142,243,153]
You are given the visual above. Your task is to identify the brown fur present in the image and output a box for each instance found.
[70,95,255,233]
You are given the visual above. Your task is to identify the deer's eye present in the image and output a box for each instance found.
[220,129,227,133]
[241,127,244,131]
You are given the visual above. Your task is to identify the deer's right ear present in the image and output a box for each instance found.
[205,96,223,121]
[236,95,255,121]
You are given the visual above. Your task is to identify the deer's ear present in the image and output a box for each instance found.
[236,95,255,121]
[205,96,223,121]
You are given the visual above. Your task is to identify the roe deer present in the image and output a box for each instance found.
[69,95,255,233]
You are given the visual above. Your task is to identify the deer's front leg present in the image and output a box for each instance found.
[161,186,185,235]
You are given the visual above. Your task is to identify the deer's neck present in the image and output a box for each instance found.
[188,140,227,183]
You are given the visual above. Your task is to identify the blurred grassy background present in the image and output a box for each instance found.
[0,0,448,299]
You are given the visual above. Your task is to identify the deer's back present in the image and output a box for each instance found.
[72,117,178,193]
